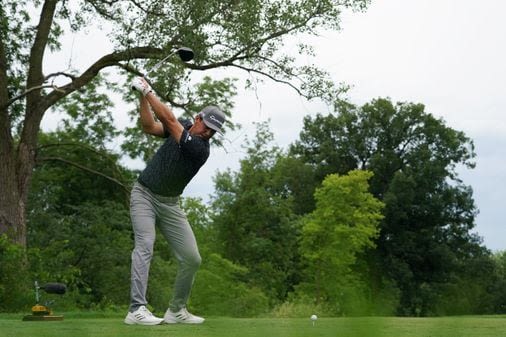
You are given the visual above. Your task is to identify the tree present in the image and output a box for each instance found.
[211,121,300,302]
[271,154,318,215]
[489,251,506,313]
[299,170,384,312]
[291,98,485,315]
[0,0,369,246]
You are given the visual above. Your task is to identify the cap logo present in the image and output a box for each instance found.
[209,114,223,126]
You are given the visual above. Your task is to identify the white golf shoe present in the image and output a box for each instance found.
[164,307,205,324]
[124,305,164,325]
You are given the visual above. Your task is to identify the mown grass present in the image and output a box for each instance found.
[0,313,505,337]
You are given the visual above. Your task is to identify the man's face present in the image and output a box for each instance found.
[190,115,216,140]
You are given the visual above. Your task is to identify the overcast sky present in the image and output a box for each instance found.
[42,0,506,251]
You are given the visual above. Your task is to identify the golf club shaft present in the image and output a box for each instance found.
[145,50,176,78]
[131,47,194,92]
[131,51,175,91]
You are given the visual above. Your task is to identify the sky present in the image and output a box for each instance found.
[42,0,506,251]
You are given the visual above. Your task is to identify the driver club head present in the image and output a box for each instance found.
[176,47,194,62]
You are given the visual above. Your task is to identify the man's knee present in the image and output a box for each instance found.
[185,252,202,269]
[134,238,155,256]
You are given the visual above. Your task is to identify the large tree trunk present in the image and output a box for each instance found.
[0,103,39,247]
[0,148,29,246]
[0,0,58,247]
[0,0,24,245]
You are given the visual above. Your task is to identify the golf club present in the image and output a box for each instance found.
[146,47,194,77]
[132,47,194,92]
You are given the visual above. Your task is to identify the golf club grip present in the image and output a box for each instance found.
[132,75,148,92]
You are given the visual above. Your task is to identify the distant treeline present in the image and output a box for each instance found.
[1,98,505,316]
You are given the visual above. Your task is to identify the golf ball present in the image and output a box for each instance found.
[311,314,317,321]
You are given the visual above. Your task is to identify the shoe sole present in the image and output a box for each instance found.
[163,318,205,324]
[124,318,164,325]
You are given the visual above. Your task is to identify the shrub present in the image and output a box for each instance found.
[0,235,32,312]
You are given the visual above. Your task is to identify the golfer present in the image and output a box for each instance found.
[125,77,226,325]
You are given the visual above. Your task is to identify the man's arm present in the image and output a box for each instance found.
[138,95,165,137]
[132,77,184,142]
[144,92,184,143]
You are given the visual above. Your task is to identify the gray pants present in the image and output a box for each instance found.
[129,182,201,312]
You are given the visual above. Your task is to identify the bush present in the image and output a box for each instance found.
[271,299,333,318]
[0,235,32,312]
[190,253,269,317]
[145,255,178,312]
[27,201,133,310]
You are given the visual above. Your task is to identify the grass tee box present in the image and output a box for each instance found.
[1,314,506,337]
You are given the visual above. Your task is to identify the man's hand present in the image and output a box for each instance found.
[131,77,152,96]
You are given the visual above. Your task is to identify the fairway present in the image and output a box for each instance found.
[1,314,506,337]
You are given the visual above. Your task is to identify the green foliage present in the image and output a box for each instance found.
[113,0,368,102]
[33,131,133,209]
[192,254,269,317]
[489,251,506,313]
[143,255,178,311]
[271,154,318,215]
[298,170,384,314]
[51,74,120,147]
[27,201,132,309]
[0,235,32,311]
[26,129,134,309]
[3,91,497,317]
[211,121,301,303]
[291,97,484,315]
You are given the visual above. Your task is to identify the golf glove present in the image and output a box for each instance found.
[131,77,152,96]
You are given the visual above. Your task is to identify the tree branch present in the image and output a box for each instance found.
[37,156,130,194]
[129,0,166,16]
[42,46,165,109]
[218,12,316,66]
[230,64,305,98]
[44,71,78,82]
[116,62,144,77]
[26,0,58,96]
[85,0,122,20]
[2,84,64,110]
[256,55,303,80]
[176,16,314,74]
[37,142,126,182]
[2,72,78,111]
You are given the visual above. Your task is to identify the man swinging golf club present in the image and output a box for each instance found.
[125,77,226,325]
